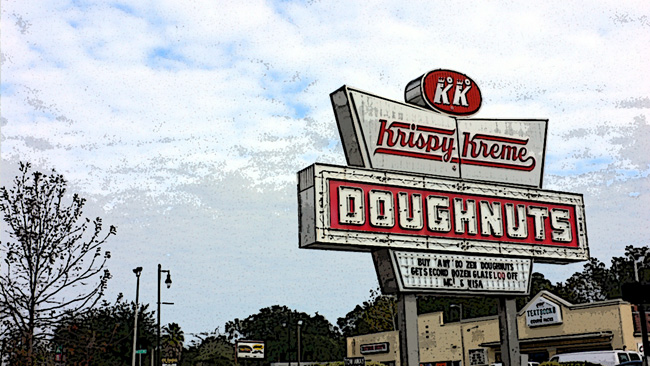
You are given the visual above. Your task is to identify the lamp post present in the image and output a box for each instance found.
[282,317,292,365]
[132,267,143,366]
[631,254,648,366]
[451,304,465,366]
[157,264,173,366]
[633,254,646,282]
[297,320,303,366]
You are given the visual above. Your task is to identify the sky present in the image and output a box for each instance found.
[2,0,650,340]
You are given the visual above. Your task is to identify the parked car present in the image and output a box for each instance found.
[548,350,643,366]
[615,361,643,366]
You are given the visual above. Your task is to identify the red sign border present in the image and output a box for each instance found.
[297,163,589,264]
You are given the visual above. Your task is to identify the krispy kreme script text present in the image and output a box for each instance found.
[375,119,536,171]
[329,180,578,247]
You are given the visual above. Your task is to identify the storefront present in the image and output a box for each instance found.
[346,291,647,366]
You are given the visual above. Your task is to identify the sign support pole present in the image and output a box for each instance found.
[397,294,419,366]
[638,304,649,366]
[498,297,521,366]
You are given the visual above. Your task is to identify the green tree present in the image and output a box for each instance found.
[0,162,115,365]
[225,306,344,365]
[338,288,396,338]
[162,322,185,361]
[417,295,499,322]
[559,245,649,303]
[181,331,234,366]
[51,297,157,366]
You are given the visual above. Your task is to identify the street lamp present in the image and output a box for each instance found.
[631,254,649,366]
[633,254,646,282]
[157,264,173,366]
[451,304,466,366]
[297,320,303,366]
[132,267,143,366]
[282,316,292,366]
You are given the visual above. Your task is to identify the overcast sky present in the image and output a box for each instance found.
[2,0,650,339]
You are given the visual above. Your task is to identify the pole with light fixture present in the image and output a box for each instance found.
[157,264,173,366]
[132,267,143,366]
[451,304,465,366]
[297,320,303,366]
[631,253,649,366]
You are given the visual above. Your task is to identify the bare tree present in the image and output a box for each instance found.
[0,162,116,365]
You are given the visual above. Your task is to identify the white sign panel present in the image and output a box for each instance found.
[237,340,264,359]
[331,85,460,177]
[456,118,547,186]
[391,252,531,295]
[331,86,547,187]
[525,297,562,327]
[298,163,589,263]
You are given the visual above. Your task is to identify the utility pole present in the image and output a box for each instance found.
[132,267,142,366]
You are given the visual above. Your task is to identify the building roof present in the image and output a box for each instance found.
[479,331,614,348]
[517,290,629,316]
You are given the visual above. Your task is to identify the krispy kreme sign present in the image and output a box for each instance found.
[298,164,588,263]
[331,86,547,188]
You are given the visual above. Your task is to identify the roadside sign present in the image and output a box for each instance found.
[331,86,547,188]
[345,357,366,366]
[374,250,532,295]
[136,349,147,354]
[237,340,265,359]
[298,163,588,263]
[301,68,591,366]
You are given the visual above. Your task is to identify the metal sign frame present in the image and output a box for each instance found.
[298,163,589,264]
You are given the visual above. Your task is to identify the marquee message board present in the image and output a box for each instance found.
[330,86,547,188]
[297,163,588,263]
[372,250,532,295]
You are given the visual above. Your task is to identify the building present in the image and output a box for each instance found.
[346,291,648,366]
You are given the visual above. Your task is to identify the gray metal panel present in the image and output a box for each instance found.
[331,87,365,167]
[372,249,399,294]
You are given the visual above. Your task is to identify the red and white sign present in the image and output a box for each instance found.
[331,86,547,187]
[405,69,482,116]
[298,163,588,263]
[360,343,390,354]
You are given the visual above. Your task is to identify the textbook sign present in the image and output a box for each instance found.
[298,164,588,263]
[525,297,562,327]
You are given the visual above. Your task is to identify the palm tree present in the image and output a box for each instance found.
[162,322,185,361]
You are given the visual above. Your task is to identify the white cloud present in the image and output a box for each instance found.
[2,0,650,337]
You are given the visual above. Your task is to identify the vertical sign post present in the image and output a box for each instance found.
[498,298,520,366]
[298,69,589,366]
[397,294,420,366]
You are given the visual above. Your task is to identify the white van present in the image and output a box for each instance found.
[548,350,642,366]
